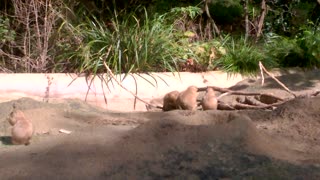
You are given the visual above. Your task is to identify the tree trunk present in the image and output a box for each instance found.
[204,0,221,38]
[244,0,249,41]
[256,0,267,41]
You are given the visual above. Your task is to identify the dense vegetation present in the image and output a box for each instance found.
[0,0,319,75]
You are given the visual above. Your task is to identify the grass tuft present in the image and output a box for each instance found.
[214,36,276,77]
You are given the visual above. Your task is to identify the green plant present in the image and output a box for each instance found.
[208,0,243,25]
[296,27,320,67]
[264,1,318,36]
[0,16,15,44]
[214,36,275,76]
[265,33,299,67]
[265,25,320,68]
[56,7,180,74]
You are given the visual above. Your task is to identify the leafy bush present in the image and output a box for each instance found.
[56,8,181,74]
[264,1,318,36]
[0,16,15,44]
[214,36,276,76]
[265,26,320,68]
[208,0,243,24]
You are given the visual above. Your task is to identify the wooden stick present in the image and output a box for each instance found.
[233,99,288,110]
[259,60,265,86]
[259,61,297,97]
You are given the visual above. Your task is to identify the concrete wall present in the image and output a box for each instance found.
[0,71,245,111]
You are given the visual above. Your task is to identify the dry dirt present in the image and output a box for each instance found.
[1,69,320,179]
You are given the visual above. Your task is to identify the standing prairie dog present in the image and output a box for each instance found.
[163,90,180,111]
[7,104,34,145]
[176,86,198,110]
[201,87,218,110]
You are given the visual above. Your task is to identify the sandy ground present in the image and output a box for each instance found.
[0,69,320,179]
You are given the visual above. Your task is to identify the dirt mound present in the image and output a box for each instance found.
[102,114,320,179]
[0,96,320,179]
[272,97,320,140]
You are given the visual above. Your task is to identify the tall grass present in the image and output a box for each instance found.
[213,36,276,76]
[265,26,320,68]
[56,8,180,75]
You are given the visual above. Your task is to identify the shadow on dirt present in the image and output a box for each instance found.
[230,69,320,92]
[0,136,11,145]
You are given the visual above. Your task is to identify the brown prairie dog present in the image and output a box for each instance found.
[163,90,180,111]
[176,86,198,110]
[7,105,34,145]
[202,87,218,110]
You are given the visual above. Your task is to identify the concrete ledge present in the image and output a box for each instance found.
[0,71,245,111]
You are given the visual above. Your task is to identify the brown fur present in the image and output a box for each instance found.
[176,86,198,110]
[163,91,180,111]
[201,87,218,110]
[7,105,34,145]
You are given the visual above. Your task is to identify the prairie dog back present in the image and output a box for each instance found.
[176,86,198,110]
[201,87,218,110]
[8,104,34,145]
[163,90,180,111]
[11,119,34,145]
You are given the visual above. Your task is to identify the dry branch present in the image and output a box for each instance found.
[259,61,297,97]
[255,0,267,41]
[204,0,221,38]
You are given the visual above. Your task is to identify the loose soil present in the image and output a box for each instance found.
[0,69,320,179]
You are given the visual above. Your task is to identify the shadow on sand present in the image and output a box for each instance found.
[0,136,12,145]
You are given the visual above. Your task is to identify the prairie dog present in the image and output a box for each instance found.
[163,90,180,111]
[201,87,218,110]
[7,104,34,145]
[176,86,198,110]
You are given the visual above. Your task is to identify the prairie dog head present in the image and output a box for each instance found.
[206,87,214,93]
[186,86,198,93]
[7,103,26,126]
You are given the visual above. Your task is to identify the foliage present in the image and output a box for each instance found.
[214,36,276,76]
[158,6,225,71]
[167,5,215,41]
[146,0,202,15]
[56,8,180,74]
[0,0,319,74]
[172,31,225,71]
[208,0,243,25]
[265,1,318,36]
[158,5,203,36]
[0,16,15,44]
[265,25,320,68]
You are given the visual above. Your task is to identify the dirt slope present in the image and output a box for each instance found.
[1,69,320,179]
[0,96,319,179]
